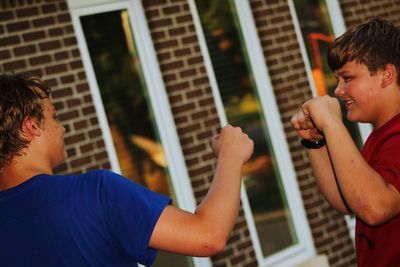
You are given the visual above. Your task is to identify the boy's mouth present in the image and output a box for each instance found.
[344,99,354,110]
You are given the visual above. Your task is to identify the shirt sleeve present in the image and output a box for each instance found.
[98,170,172,266]
[371,134,400,193]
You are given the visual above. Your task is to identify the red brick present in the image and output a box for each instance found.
[48,27,63,37]
[3,59,26,70]
[163,5,180,15]
[45,63,68,75]
[61,74,75,84]
[88,128,102,138]
[42,4,58,14]
[159,60,184,72]
[176,14,192,23]
[64,133,86,146]
[57,13,71,23]
[29,55,51,66]
[76,83,90,93]
[83,106,96,116]
[70,60,83,70]
[154,39,178,50]
[70,156,92,168]
[16,7,39,18]
[148,18,173,28]
[32,16,56,27]
[7,20,30,32]
[39,40,62,51]
[168,26,186,36]
[0,10,14,21]
[66,98,81,108]
[0,49,11,60]
[52,87,73,99]
[23,30,46,42]
[13,44,36,56]
[54,51,69,60]
[63,36,77,46]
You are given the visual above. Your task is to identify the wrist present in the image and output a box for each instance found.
[300,138,326,149]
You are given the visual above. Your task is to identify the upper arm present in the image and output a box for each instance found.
[374,136,400,193]
[361,136,400,224]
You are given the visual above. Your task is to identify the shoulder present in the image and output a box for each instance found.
[364,115,400,158]
[46,170,129,196]
[88,170,172,204]
[71,169,127,187]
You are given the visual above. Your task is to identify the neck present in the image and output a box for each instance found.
[0,157,53,191]
[373,85,400,130]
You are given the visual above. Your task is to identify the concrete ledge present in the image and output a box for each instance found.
[295,255,329,267]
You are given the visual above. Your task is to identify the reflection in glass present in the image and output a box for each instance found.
[81,10,192,267]
[293,0,362,147]
[294,0,335,95]
[195,0,297,257]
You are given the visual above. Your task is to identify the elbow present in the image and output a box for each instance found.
[199,232,228,256]
[357,204,396,226]
[361,212,386,226]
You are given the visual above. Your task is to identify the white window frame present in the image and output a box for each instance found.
[70,1,211,266]
[288,0,372,141]
[288,0,365,242]
[188,1,316,266]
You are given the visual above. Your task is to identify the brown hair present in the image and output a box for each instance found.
[328,17,400,85]
[0,73,50,169]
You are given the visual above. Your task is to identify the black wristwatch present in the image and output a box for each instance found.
[300,139,326,149]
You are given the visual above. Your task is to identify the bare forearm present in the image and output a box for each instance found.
[149,154,245,256]
[308,146,350,213]
[195,155,243,240]
[324,122,400,224]
[149,125,253,255]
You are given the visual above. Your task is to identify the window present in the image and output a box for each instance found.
[71,2,210,267]
[289,0,372,148]
[190,0,314,266]
[289,0,372,239]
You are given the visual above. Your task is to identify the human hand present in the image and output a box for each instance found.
[292,96,342,138]
[212,125,254,163]
[291,108,325,141]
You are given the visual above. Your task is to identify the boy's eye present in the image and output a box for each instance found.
[343,76,352,82]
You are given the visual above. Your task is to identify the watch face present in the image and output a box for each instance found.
[300,139,326,149]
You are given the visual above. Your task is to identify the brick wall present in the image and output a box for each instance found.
[141,1,257,266]
[3,0,398,266]
[0,0,110,175]
[339,0,400,27]
[249,1,356,266]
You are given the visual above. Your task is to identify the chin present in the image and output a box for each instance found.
[346,114,356,122]
[52,151,68,169]
[346,110,361,122]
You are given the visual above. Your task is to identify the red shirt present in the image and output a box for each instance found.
[357,113,400,267]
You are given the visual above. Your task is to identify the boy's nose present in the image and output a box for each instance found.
[334,84,344,97]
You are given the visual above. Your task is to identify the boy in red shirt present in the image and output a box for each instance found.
[291,17,400,266]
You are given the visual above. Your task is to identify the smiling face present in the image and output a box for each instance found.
[333,61,385,126]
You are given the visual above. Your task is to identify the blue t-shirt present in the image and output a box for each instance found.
[0,170,171,267]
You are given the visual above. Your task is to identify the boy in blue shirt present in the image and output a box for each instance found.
[0,72,254,266]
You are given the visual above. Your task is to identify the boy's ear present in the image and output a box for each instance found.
[21,117,42,139]
[381,64,396,88]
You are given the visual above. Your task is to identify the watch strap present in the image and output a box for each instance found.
[300,139,326,149]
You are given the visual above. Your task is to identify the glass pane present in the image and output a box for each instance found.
[293,0,362,147]
[80,10,193,267]
[195,0,297,257]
